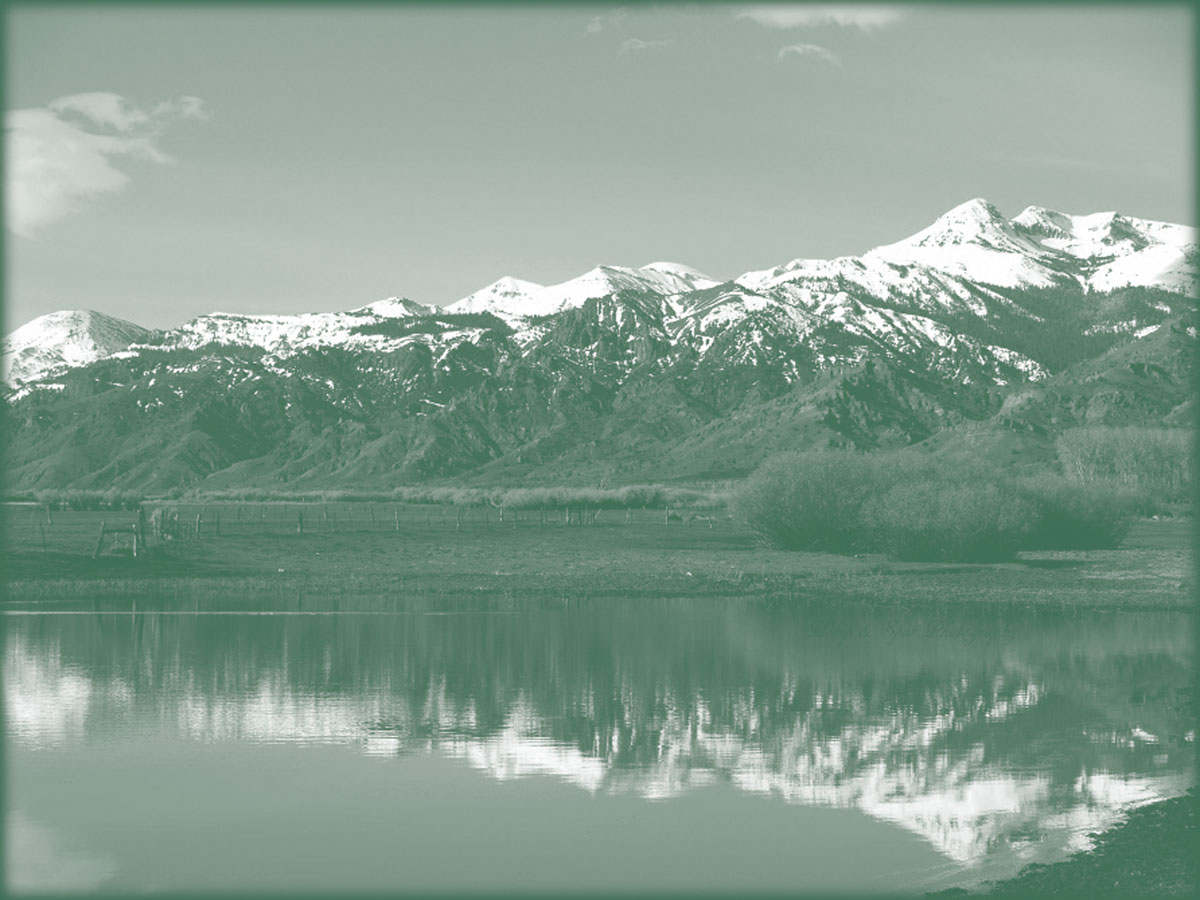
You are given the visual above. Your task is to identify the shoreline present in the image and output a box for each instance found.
[955,790,1197,896]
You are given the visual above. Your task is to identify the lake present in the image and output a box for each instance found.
[4,594,1193,893]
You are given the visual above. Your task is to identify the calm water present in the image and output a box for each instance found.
[4,595,1194,893]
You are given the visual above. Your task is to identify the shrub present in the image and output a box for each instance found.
[734,450,889,552]
[1012,474,1137,550]
[738,448,1139,561]
[863,481,1036,562]
[1055,427,1192,511]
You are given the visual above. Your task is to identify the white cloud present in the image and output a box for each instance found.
[618,37,674,55]
[736,5,907,30]
[587,8,629,34]
[153,95,210,123]
[48,93,152,132]
[5,93,208,238]
[777,43,842,66]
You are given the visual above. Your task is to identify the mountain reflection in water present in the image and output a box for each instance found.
[5,597,1193,884]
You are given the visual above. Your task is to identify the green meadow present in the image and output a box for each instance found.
[3,500,1190,611]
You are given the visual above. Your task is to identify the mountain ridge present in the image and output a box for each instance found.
[4,199,1194,492]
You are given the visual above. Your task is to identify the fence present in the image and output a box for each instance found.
[4,500,729,558]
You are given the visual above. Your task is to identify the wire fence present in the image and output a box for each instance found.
[4,501,731,558]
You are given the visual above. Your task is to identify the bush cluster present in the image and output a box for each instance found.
[1055,426,1192,512]
[736,447,1145,562]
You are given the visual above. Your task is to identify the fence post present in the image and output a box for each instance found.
[45,504,53,525]
[664,506,670,525]
[394,508,401,532]
[93,521,106,559]
[297,511,304,534]
[195,514,202,539]
[39,524,46,554]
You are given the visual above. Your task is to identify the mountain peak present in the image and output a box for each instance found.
[490,275,542,290]
[857,198,1063,288]
[948,196,1003,218]
[447,262,717,320]
[908,198,1012,246]
[353,297,431,318]
[445,276,546,317]
[641,261,716,282]
[3,308,154,387]
[1011,205,1075,238]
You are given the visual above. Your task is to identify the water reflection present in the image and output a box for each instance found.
[5,598,1194,885]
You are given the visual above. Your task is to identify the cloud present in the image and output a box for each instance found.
[736,5,907,30]
[5,93,208,237]
[618,37,674,55]
[587,8,629,34]
[48,93,151,132]
[153,95,210,122]
[777,43,842,66]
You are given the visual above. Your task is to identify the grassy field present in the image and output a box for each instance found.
[2,501,1191,609]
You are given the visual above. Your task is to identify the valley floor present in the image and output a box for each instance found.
[3,506,1191,610]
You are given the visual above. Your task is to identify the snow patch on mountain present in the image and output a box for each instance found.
[1088,243,1196,294]
[641,261,717,282]
[2,310,155,388]
[169,299,430,354]
[444,277,546,320]
[448,263,717,319]
[865,199,1064,289]
[739,199,1196,309]
[1011,205,1197,293]
[351,297,432,318]
[6,199,1194,391]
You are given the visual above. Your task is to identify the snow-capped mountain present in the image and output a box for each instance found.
[1011,206,1197,294]
[169,297,432,355]
[4,199,1194,490]
[446,262,718,319]
[741,198,1196,300]
[5,200,1192,381]
[2,309,156,388]
[447,277,547,319]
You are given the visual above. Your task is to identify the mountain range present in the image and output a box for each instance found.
[3,198,1195,492]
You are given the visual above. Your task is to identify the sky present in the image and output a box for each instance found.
[4,3,1194,330]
